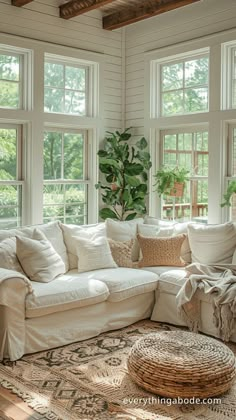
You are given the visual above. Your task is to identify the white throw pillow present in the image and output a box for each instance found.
[138,223,175,238]
[144,216,176,227]
[16,229,66,282]
[73,235,117,273]
[188,222,236,264]
[60,223,106,269]
[0,237,24,274]
[105,218,144,261]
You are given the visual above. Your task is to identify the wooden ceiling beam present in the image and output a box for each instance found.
[103,0,201,30]
[12,0,34,6]
[60,0,116,20]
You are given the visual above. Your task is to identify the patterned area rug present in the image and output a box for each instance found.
[0,320,236,420]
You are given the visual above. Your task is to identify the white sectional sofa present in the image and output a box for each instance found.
[0,218,236,361]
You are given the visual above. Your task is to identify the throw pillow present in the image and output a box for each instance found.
[16,229,66,282]
[0,237,24,274]
[72,235,117,273]
[137,233,186,267]
[105,218,144,261]
[138,223,175,237]
[108,239,137,268]
[60,223,106,269]
[188,222,236,264]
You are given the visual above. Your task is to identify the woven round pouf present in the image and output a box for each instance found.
[127,331,236,398]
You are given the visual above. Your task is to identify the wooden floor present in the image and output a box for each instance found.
[0,387,41,420]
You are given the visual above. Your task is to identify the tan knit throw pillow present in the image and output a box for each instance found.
[137,233,186,267]
[108,239,138,268]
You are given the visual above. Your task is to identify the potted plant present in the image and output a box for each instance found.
[95,128,152,221]
[154,166,189,198]
[221,181,236,207]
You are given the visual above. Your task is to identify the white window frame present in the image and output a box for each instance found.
[0,44,32,111]
[44,53,99,118]
[150,47,210,118]
[0,123,26,227]
[222,41,236,110]
[160,126,208,221]
[43,127,90,224]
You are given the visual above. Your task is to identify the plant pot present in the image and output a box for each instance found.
[169,182,184,197]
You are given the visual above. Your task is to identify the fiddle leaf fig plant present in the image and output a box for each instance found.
[95,128,152,221]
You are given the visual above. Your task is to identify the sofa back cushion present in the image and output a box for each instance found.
[60,223,106,270]
[16,229,66,282]
[105,218,144,261]
[0,221,69,272]
[188,222,236,264]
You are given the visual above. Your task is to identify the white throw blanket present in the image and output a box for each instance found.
[176,262,236,341]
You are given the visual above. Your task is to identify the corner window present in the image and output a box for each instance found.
[160,128,208,222]
[160,54,209,116]
[44,57,88,116]
[43,129,88,224]
[0,125,24,228]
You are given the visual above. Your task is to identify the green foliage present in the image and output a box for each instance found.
[154,166,190,197]
[221,181,236,207]
[95,128,152,221]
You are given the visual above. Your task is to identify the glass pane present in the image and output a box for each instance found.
[178,152,192,171]
[178,133,192,150]
[196,131,208,151]
[44,62,64,88]
[232,128,236,176]
[0,128,17,179]
[43,205,64,221]
[0,54,20,81]
[65,91,86,115]
[232,80,236,109]
[162,63,183,91]
[44,131,62,179]
[162,90,184,116]
[64,133,84,179]
[161,181,191,222]
[0,185,22,228]
[184,87,208,113]
[65,66,86,90]
[43,184,64,205]
[65,203,86,219]
[44,88,64,113]
[163,152,177,166]
[65,215,86,225]
[185,57,209,87]
[0,81,19,108]
[164,134,176,150]
[65,184,86,203]
[230,191,236,222]
[191,180,208,223]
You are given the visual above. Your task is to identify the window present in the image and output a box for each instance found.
[160,128,208,222]
[43,129,88,224]
[224,125,236,221]
[44,58,88,115]
[0,125,24,228]
[0,52,22,109]
[160,54,209,116]
[222,43,236,109]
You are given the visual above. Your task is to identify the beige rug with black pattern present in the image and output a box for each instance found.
[0,320,236,420]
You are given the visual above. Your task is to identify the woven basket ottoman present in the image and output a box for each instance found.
[127,330,236,398]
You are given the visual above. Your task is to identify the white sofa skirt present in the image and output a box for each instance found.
[1,291,155,361]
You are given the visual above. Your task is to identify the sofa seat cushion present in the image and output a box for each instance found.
[154,269,212,303]
[25,270,109,318]
[77,267,158,302]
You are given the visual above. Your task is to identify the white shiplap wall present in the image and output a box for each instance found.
[0,0,123,133]
[125,0,236,138]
